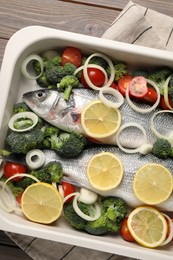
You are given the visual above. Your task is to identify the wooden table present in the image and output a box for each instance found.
[0,0,173,259]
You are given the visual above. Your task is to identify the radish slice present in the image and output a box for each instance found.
[73,193,101,221]
[150,110,173,145]
[82,53,115,90]
[78,188,98,204]
[163,75,173,110]
[160,213,173,246]
[116,122,150,154]
[129,76,148,98]
[99,87,124,109]
[26,149,45,170]
[21,54,44,79]
[8,112,38,132]
[126,79,160,113]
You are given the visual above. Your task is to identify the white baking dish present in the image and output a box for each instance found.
[0,26,173,260]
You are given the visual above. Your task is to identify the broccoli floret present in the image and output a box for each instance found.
[15,177,35,189]
[101,196,127,233]
[13,118,34,130]
[36,72,50,88]
[63,63,76,75]
[41,124,60,149]
[148,67,173,95]
[50,131,87,158]
[16,161,63,189]
[0,177,24,198]
[43,161,63,183]
[106,62,128,82]
[5,126,44,154]
[58,75,79,100]
[13,102,30,114]
[152,138,172,159]
[45,65,64,85]
[64,201,88,230]
[84,214,108,235]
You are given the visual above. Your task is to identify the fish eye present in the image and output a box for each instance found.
[36,91,46,100]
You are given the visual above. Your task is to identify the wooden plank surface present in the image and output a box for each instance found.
[0,0,173,259]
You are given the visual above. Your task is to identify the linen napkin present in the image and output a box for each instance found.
[5,1,173,259]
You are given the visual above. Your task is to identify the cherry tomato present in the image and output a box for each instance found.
[61,47,82,68]
[4,162,27,182]
[16,192,23,205]
[120,217,135,242]
[142,87,158,104]
[81,68,106,89]
[62,182,75,203]
[129,76,148,98]
[110,82,117,89]
[117,75,134,97]
[160,95,173,110]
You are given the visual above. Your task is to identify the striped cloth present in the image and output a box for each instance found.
[5,1,173,259]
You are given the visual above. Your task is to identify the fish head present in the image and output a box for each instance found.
[23,89,62,118]
[22,89,82,132]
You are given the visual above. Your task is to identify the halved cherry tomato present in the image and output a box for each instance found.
[120,217,135,242]
[117,75,134,97]
[61,47,82,68]
[129,76,148,98]
[142,87,158,104]
[110,82,117,89]
[62,181,76,203]
[4,162,27,182]
[81,68,105,89]
[16,192,23,205]
[160,95,173,110]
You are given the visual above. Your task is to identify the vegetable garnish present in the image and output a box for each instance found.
[128,76,148,98]
[25,149,45,170]
[82,53,115,90]
[81,100,122,139]
[73,64,108,90]
[87,152,124,191]
[115,122,152,154]
[133,163,173,205]
[21,54,44,79]
[99,86,124,109]
[0,173,40,213]
[8,112,38,132]
[73,193,101,221]
[163,75,173,110]
[150,110,173,145]
[126,78,161,113]
[127,206,168,248]
[21,182,63,224]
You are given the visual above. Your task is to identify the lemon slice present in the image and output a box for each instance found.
[81,100,121,139]
[133,163,173,205]
[127,206,168,248]
[21,182,63,224]
[87,152,124,191]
